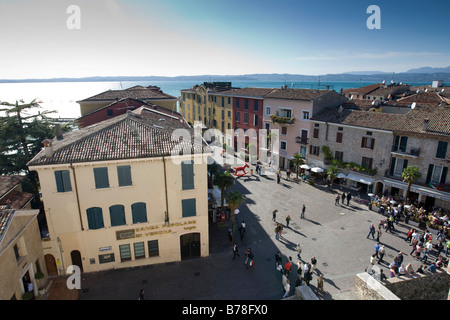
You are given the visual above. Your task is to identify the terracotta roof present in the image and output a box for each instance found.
[27,112,206,167]
[0,175,26,198]
[395,105,450,138]
[342,83,383,95]
[0,209,14,244]
[264,88,334,101]
[77,85,177,102]
[210,87,278,98]
[395,91,447,106]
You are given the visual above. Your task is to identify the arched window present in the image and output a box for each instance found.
[109,205,126,227]
[86,207,104,230]
[131,202,147,224]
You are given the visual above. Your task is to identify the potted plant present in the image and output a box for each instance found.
[22,291,34,300]
[35,271,45,295]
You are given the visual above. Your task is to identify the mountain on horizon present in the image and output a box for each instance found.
[406,66,450,73]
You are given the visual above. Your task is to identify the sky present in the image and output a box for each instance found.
[0,0,449,79]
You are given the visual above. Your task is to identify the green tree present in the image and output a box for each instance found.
[213,171,235,209]
[225,190,244,242]
[401,166,421,204]
[326,165,339,188]
[292,152,305,179]
[0,99,74,206]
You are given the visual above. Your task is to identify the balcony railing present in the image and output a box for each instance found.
[270,114,295,125]
[391,146,420,157]
[295,137,309,144]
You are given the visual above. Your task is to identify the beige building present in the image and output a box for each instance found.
[0,208,47,300]
[27,110,209,275]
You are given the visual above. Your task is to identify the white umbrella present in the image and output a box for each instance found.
[368,193,375,197]
[311,167,324,173]
[300,164,311,169]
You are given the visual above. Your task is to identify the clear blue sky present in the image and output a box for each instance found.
[0,0,448,79]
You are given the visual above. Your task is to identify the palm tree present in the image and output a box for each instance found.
[326,165,339,188]
[292,153,305,179]
[225,190,244,242]
[213,171,235,209]
[401,166,421,204]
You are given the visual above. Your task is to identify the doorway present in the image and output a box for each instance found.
[180,233,201,260]
[70,250,83,273]
[44,254,58,276]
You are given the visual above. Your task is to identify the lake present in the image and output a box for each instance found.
[0,80,429,118]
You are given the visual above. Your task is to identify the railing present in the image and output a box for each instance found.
[391,146,420,157]
[270,114,295,125]
[295,137,308,144]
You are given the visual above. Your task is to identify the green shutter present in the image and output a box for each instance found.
[402,159,408,170]
[436,141,448,159]
[119,244,131,261]
[87,207,104,230]
[399,137,408,152]
[441,167,448,184]
[182,198,196,218]
[181,161,194,190]
[132,202,147,224]
[110,205,126,226]
[55,171,64,192]
[134,242,145,259]
[94,167,109,189]
[389,157,396,176]
[425,164,434,184]
[117,165,132,186]
[55,170,72,192]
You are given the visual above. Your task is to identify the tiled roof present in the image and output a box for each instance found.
[342,83,383,95]
[210,87,278,98]
[264,88,334,101]
[0,209,14,244]
[0,175,26,198]
[77,85,177,102]
[27,112,206,167]
[395,105,450,138]
[395,91,447,106]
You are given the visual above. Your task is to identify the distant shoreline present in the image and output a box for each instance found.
[1,72,449,84]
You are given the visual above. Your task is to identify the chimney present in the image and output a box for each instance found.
[423,118,430,131]
[55,124,63,140]
[43,139,53,158]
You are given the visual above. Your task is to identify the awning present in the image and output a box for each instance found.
[383,178,450,202]
[311,167,324,173]
[300,164,311,169]
[346,172,374,185]
[337,173,346,179]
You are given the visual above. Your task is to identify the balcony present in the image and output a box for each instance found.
[270,114,295,125]
[295,137,308,144]
[391,146,420,158]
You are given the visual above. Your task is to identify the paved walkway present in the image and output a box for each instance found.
[45,162,445,300]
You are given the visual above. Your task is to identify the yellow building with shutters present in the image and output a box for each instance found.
[27,109,209,275]
[179,82,236,145]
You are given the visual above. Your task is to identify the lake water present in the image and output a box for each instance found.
[0,80,429,118]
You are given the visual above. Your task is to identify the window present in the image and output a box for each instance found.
[236,99,239,109]
[279,108,291,118]
[228,97,231,104]
[221,110,224,120]
[336,132,343,143]
[265,106,271,116]
[244,99,249,109]
[107,109,113,117]
[235,111,240,122]
[281,127,287,135]
[313,128,319,139]
[335,151,343,161]
[393,136,408,152]
[426,164,448,185]
[361,157,373,169]
[390,157,408,178]
[109,204,126,227]
[361,137,375,149]
[54,170,72,192]
[309,145,320,156]
[244,113,248,124]
[131,202,147,224]
[182,198,196,218]
[93,167,109,189]
[119,244,131,262]
[302,111,310,120]
[254,100,258,111]
[253,114,258,126]
[280,141,287,150]
[181,160,194,190]
[117,165,132,186]
[221,97,225,107]
[148,240,159,257]
[228,110,231,118]
[86,207,104,230]
[134,242,145,260]
[436,141,448,159]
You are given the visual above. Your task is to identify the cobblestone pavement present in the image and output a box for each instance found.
[47,163,442,300]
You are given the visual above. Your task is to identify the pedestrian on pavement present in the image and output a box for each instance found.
[301,205,306,219]
[272,209,278,222]
[370,254,376,265]
[341,192,346,204]
[245,248,254,269]
[346,192,352,205]
[310,256,317,273]
[316,275,324,294]
[285,215,291,228]
[275,251,282,267]
[389,265,397,278]
[374,242,380,258]
[284,256,293,276]
[304,263,313,286]
[282,279,290,298]
[378,245,386,264]
[405,263,414,275]
[286,168,291,181]
[396,252,404,267]
[295,243,302,260]
[335,194,340,205]
[366,223,375,239]
[405,228,414,243]
[276,223,283,240]
[376,225,382,242]
[232,243,240,259]
[239,221,246,240]
[277,172,281,184]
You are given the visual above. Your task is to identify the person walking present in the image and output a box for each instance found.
[301,205,306,219]
[346,192,352,205]
[245,248,254,269]
[272,209,278,222]
[232,243,240,260]
[275,251,282,267]
[282,279,290,298]
[341,192,346,204]
[277,172,281,184]
[378,245,386,264]
[374,242,380,258]
[405,228,414,243]
[310,256,317,274]
[239,221,246,241]
[366,223,375,239]
[295,243,302,260]
[376,225,382,242]
[284,257,293,276]
[286,168,291,181]
[285,215,291,228]
[335,193,340,205]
